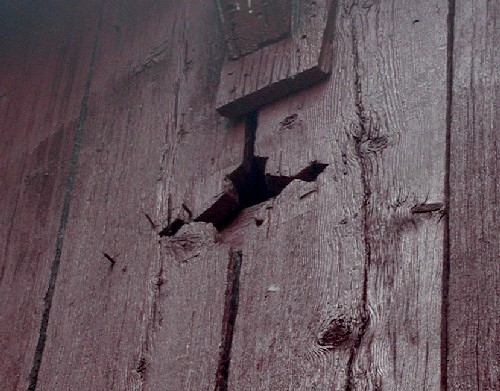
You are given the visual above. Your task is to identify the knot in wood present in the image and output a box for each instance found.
[317,318,352,349]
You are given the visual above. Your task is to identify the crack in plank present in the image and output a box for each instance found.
[345,16,372,391]
[214,249,242,391]
[26,9,103,391]
[441,0,456,388]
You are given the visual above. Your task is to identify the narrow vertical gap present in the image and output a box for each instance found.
[214,250,242,391]
[27,11,102,391]
[234,110,269,209]
[345,16,371,391]
[441,1,455,390]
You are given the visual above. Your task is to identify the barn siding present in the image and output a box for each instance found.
[228,1,447,389]
[0,3,101,390]
[0,1,497,390]
[447,1,500,389]
[35,1,242,390]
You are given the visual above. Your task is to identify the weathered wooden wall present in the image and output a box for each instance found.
[0,1,497,390]
[447,1,499,390]
[231,1,448,389]
[0,2,101,389]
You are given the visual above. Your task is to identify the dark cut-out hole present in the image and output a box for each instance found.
[227,156,269,208]
[214,158,328,231]
[158,111,328,236]
[295,160,329,182]
[159,218,184,237]
[195,181,240,229]
[266,160,328,197]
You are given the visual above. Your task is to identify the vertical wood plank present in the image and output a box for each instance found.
[35,1,244,390]
[3,1,495,390]
[0,4,100,390]
[228,2,367,387]
[448,1,500,389]
[145,224,231,391]
[348,1,447,389]
[228,1,448,389]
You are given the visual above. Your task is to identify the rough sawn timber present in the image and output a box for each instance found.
[216,0,337,118]
[0,3,101,390]
[346,1,447,389]
[35,1,244,390]
[1,0,497,390]
[447,0,500,389]
[215,0,292,59]
[227,1,448,389]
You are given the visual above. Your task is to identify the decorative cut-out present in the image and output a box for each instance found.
[216,0,337,117]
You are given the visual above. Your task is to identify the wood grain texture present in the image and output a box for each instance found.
[227,2,367,387]
[216,0,337,117]
[215,0,291,59]
[146,223,230,391]
[34,1,244,390]
[347,1,447,389]
[3,1,496,390]
[228,1,448,389]
[0,4,100,390]
[447,1,500,389]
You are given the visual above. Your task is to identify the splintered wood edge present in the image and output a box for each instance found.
[216,0,336,118]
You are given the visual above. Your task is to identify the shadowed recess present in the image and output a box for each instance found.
[159,111,328,236]
[214,250,242,391]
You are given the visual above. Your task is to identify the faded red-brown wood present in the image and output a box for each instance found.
[0,4,100,390]
[146,223,230,390]
[215,0,291,59]
[447,1,500,389]
[34,1,244,390]
[228,1,447,389]
[1,1,498,390]
[216,0,336,117]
